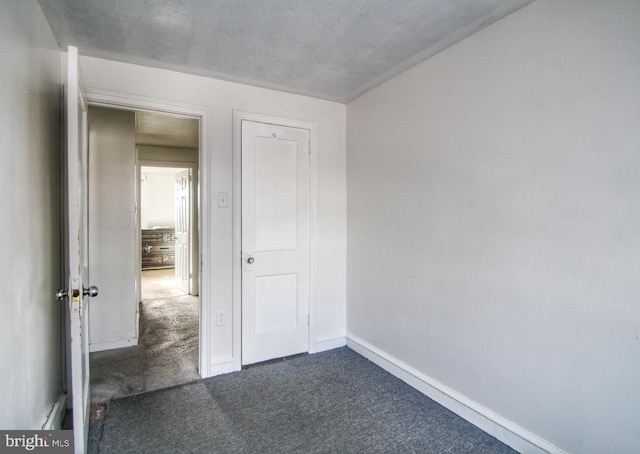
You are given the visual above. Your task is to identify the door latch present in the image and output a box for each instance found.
[55,286,98,301]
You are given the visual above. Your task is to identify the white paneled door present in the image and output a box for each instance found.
[63,46,94,454]
[241,120,310,365]
[175,169,191,294]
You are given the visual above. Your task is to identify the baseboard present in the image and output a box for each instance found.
[346,334,566,454]
[41,393,67,430]
[89,336,138,352]
[206,338,348,378]
[312,336,346,353]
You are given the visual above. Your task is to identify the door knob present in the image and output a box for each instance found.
[55,289,67,301]
[247,257,255,264]
[83,286,99,297]
[55,286,98,300]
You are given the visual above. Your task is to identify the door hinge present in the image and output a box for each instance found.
[307,313,311,327]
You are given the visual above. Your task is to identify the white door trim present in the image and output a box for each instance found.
[232,111,318,371]
[85,88,213,378]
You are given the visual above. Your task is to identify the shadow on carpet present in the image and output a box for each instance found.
[92,347,517,453]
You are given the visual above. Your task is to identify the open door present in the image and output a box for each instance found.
[62,46,97,454]
[175,169,191,294]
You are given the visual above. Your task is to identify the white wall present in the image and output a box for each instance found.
[141,171,176,229]
[0,1,63,428]
[88,107,138,350]
[346,1,640,453]
[79,56,347,371]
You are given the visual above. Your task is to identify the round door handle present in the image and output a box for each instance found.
[83,286,99,297]
[55,289,67,301]
[247,257,255,264]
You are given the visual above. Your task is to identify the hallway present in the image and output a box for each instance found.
[89,270,199,403]
[141,269,187,300]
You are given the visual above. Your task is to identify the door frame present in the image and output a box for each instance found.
[232,111,318,371]
[86,88,213,377]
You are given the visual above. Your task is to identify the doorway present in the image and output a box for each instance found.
[88,108,201,403]
[139,165,197,300]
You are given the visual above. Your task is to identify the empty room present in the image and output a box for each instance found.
[1,1,639,453]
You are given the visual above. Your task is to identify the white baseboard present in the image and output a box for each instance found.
[206,338,348,378]
[41,393,67,430]
[346,334,566,454]
[89,336,138,352]
[312,336,346,353]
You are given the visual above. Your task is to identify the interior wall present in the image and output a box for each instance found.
[79,56,347,372]
[0,0,63,428]
[88,106,138,351]
[346,1,640,453]
[141,171,176,229]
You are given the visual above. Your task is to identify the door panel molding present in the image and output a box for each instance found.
[233,111,318,371]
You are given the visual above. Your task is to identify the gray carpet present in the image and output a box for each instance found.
[93,347,517,453]
[89,295,199,404]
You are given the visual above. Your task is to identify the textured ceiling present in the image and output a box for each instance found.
[38,0,533,103]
